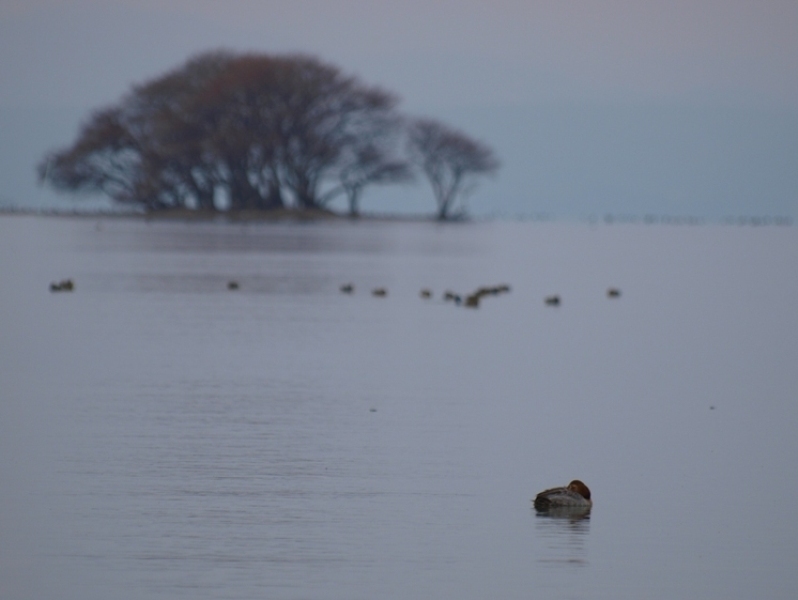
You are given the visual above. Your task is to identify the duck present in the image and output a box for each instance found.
[464,293,480,308]
[533,480,592,511]
[544,295,561,306]
[49,279,74,292]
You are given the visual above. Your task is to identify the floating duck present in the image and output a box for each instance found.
[533,480,592,511]
[340,283,354,294]
[372,288,387,297]
[49,279,74,292]
[227,280,239,290]
[544,295,560,306]
[461,284,513,309]
[607,288,621,298]
[420,289,432,299]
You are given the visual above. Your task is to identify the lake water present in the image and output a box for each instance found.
[1,215,797,599]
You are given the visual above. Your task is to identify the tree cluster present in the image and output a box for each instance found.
[39,51,498,219]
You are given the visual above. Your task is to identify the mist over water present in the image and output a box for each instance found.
[1,216,797,599]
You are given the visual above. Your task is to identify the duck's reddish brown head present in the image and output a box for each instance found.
[567,480,591,500]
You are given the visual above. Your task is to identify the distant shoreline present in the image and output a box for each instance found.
[0,207,792,227]
[0,206,444,224]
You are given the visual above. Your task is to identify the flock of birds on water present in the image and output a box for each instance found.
[49,276,622,309]
[337,282,621,308]
[338,282,515,308]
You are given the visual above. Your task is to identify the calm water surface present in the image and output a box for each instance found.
[1,216,797,599]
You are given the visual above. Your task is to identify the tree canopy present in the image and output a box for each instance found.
[40,51,498,218]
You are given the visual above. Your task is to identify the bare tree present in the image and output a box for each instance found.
[39,52,408,214]
[408,118,499,220]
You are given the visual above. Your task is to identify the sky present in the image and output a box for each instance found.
[1,0,797,219]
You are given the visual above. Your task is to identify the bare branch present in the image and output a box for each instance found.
[408,118,499,220]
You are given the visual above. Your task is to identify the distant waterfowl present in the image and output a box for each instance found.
[607,288,621,298]
[464,294,480,308]
[544,295,560,306]
[49,279,74,292]
[534,480,592,511]
[441,284,512,309]
[443,291,461,304]
[420,289,432,299]
[473,284,511,298]
[372,288,387,297]
[340,283,354,294]
[227,280,239,290]
[466,284,513,309]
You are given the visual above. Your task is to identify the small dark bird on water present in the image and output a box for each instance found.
[464,294,480,308]
[372,288,387,297]
[607,288,621,298]
[50,279,74,292]
[227,281,239,290]
[545,295,560,306]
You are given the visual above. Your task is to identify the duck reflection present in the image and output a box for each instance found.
[533,506,591,567]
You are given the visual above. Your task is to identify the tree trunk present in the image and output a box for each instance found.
[191,182,216,211]
[228,169,260,210]
[257,180,285,210]
[294,179,318,210]
[347,187,361,218]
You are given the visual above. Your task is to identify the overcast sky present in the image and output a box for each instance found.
[1,0,796,218]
